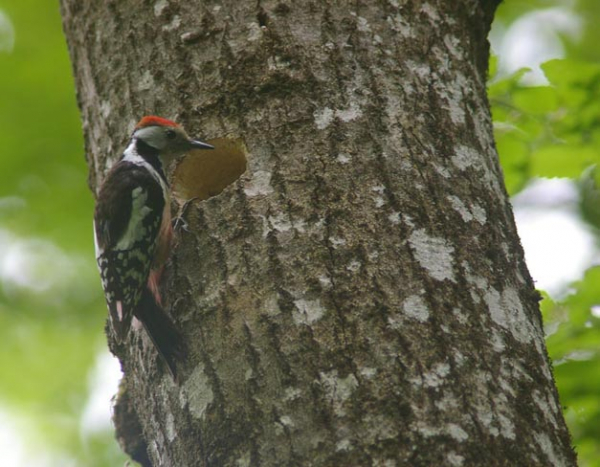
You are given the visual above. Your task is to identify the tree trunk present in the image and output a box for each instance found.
[60,1,576,466]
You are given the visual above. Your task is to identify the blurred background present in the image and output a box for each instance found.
[0,0,599,465]
[0,1,125,465]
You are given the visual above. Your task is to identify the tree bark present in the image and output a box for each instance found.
[61,0,576,466]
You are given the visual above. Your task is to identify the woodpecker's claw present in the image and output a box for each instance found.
[173,197,199,233]
[172,216,189,232]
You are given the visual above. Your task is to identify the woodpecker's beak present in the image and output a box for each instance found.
[189,139,214,150]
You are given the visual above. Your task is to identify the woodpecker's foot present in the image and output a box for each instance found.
[173,197,198,233]
[172,216,189,233]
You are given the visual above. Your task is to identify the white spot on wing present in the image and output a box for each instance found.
[115,187,153,250]
[93,220,103,259]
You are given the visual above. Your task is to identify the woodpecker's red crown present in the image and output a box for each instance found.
[136,116,180,129]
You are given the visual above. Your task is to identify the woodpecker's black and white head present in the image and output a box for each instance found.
[130,116,214,168]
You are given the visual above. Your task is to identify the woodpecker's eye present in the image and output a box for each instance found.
[166,129,176,140]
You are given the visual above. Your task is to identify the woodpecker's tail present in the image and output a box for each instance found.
[134,287,187,382]
[107,299,132,343]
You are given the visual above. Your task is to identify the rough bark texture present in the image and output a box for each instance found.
[61,0,576,466]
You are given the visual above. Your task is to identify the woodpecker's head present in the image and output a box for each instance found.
[132,116,214,162]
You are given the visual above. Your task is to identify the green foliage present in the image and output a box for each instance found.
[489,58,600,194]
[0,1,128,465]
[543,269,600,465]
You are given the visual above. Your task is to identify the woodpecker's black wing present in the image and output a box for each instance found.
[94,161,165,342]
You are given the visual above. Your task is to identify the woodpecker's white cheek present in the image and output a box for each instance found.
[134,126,167,150]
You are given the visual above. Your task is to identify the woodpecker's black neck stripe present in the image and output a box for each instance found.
[135,139,168,183]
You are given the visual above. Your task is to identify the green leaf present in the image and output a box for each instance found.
[496,133,530,195]
[512,86,558,115]
[542,59,600,88]
[530,144,598,178]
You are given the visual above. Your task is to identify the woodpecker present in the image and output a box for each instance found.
[93,116,213,378]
